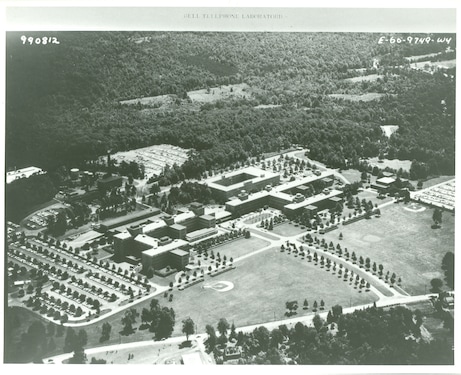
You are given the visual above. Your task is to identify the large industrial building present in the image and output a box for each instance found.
[112,202,218,273]
[207,166,280,201]
[221,169,343,218]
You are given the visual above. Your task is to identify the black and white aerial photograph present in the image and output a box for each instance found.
[2,3,458,368]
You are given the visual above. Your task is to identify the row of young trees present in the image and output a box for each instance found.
[301,236,401,286]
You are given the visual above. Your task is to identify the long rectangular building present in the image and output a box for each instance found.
[207,166,280,200]
[224,172,342,218]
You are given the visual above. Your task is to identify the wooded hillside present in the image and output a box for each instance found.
[6,32,455,176]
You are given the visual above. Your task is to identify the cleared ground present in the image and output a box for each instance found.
[322,203,454,295]
[367,157,412,171]
[187,83,251,103]
[412,59,456,69]
[339,169,361,184]
[169,248,378,335]
[405,52,441,61]
[106,144,189,179]
[380,125,399,138]
[345,74,384,83]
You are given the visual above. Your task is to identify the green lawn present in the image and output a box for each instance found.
[272,222,306,237]
[368,157,412,171]
[168,248,377,335]
[339,169,361,184]
[322,203,454,295]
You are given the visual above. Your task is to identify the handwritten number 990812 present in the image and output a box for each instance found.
[20,36,60,45]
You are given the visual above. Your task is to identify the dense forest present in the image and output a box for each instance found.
[6,32,455,177]
[206,305,453,365]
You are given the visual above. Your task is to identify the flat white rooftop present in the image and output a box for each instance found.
[143,220,167,234]
[7,166,45,184]
[174,211,196,223]
[134,234,159,248]
[376,177,396,185]
[142,239,188,257]
[275,171,334,193]
[186,227,218,241]
[114,231,132,240]
[207,166,279,192]
[226,190,270,207]
[170,249,189,257]
[284,189,343,211]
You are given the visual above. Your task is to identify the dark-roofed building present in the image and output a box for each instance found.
[169,249,190,270]
[371,177,396,192]
[294,184,310,196]
[97,175,123,191]
[304,205,318,215]
[99,207,161,232]
[322,177,334,187]
[169,223,187,239]
[189,202,205,216]
[186,227,219,242]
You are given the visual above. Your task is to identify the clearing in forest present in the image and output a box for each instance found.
[187,83,252,103]
[380,125,399,138]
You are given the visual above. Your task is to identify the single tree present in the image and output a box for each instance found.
[182,318,195,342]
[217,318,230,337]
[430,278,444,293]
[303,299,309,310]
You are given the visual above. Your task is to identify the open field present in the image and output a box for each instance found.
[339,169,361,184]
[367,157,412,171]
[204,236,270,260]
[169,248,378,335]
[405,52,441,61]
[411,59,456,69]
[322,203,454,295]
[254,104,282,109]
[345,74,384,83]
[328,93,385,102]
[187,83,251,103]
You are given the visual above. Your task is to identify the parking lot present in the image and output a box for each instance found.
[7,232,156,324]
